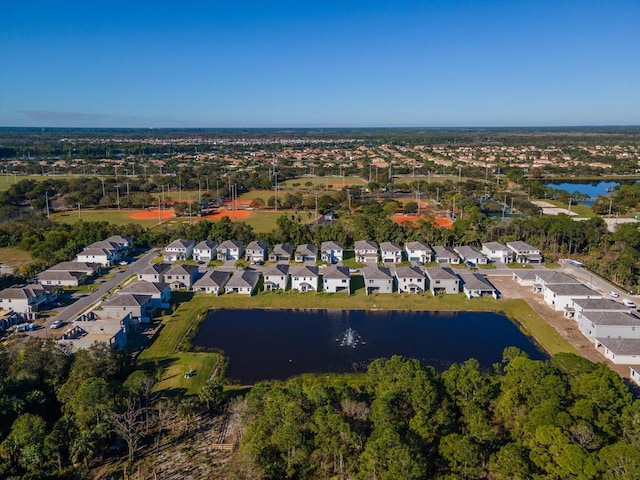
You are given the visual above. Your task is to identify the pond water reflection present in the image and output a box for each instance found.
[192,309,547,384]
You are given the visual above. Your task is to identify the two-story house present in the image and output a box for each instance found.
[506,241,543,263]
[290,265,320,292]
[245,241,269,264]
[354,240,379,264]
[164,264,200,290]
[322,266,351,293]
[217,240,244,261]
[404,241,433,264]
[481,242,513,263]
[269,243,294,262]
[321,241,344,264]
[395,266,426,293]
[295,244,318,263]
[362,266,394,294]
[379,242,403,264]
[163,239,195,262]
[262,264,290,291]
[193,240,219,263]
[425,267,460,295]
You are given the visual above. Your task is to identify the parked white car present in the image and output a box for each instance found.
[623,299,637,308]
[609,291,620,298]
[50,320,63,329]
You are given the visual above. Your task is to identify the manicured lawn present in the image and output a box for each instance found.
[0,247,33,269]
[51,209,161,228]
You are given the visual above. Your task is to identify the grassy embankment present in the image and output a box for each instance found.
[0,247,33,271]
[140,287,576,395]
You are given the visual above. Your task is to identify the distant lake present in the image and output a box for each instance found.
[192,309,547,384]
[545,181,619,204]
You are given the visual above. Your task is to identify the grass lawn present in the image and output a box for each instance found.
[238,189,275,201]
[51,209,161,228]
[0,247,33,269]
[137,294,220,396]
[241,210,295,232]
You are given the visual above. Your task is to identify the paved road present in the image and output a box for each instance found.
[32,249,159,336]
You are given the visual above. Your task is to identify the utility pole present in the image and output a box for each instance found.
[315,192,318,222]
[116,184,120,210]
[77,203,81,220]
[101,179,106,197]
[45,191,50,219]
[125,182,130,196]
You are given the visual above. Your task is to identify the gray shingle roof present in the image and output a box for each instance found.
[362,266,393,280]
[425,267,459,281]
[322,266,350,279]
[597,337,640,356]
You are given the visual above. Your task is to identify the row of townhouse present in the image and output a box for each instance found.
[76,235,133,266]
[513,269,640,366]
[164,239,267,264]
[191,264,498,299]
[163,238,542,267]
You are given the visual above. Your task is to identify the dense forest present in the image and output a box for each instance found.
[242,350,640,479]
[0,338,224,479]
[2,339,640,479]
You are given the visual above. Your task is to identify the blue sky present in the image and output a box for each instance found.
[1,0,639,128]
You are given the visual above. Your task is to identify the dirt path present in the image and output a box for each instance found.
[491,276,631,378]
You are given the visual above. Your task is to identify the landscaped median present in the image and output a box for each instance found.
[137,289,577,395]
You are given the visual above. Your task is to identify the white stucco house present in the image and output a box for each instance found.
[379,242,403,264]
[507,241,543,263]
[193,240,219,263]
[137,263,171,283]
[321,241,344,264]
[458,273,498,299]
[597,337,640,364]
[245,241,269,264]
[193,270,232,295]
[77,247,115,267]
[262,264,290,291]
[354,240,379,264]
[432,246,460,265]
[425,267,460,295]
[225,270,260,295]
[102,293,155,324]
[578,311,640,344]
[454,246,488,265]
[163,239,195,262]
[295,244,318,263]
[362,266,394,294]
[404,241,433,264]
[0,285,48,318]
[543,283,603,312]
[322,266,351,293]
[290,265,320,292]
[216,240,244,261]
[481,242,513,263]
[395,266,426,293]
[119,281,171,309]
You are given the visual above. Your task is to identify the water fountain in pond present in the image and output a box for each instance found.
[337,327,364,348]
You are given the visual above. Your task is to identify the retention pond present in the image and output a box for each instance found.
[192,309,547,384]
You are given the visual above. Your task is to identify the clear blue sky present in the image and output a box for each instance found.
[1,0,639,128]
